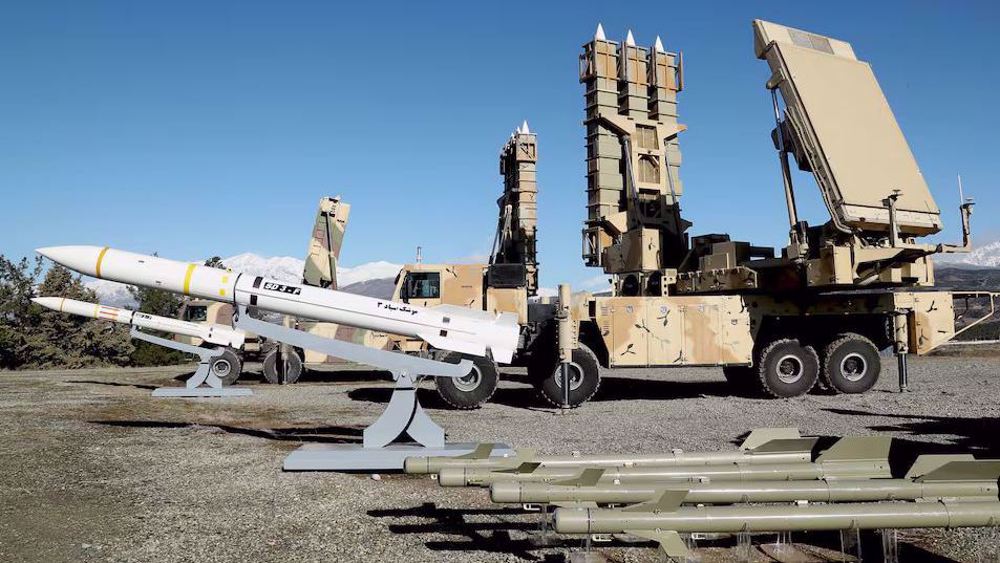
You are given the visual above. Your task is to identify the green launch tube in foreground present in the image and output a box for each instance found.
[405,428,813,474]
[438,436,891,487]
[553,498,1000,558]
[491,457,1000,506]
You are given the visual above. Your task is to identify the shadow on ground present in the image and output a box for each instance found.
[825,407,1000,462]
[368,502,956,562]
[68,379,159,391]
[90,419,364,444]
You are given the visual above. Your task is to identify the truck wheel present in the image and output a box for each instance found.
[722,365,755,395]
[536,344,601,408]
[210,348,243,386]
[435,352,499,409]
[262,348,304,385]
[821,333,881,394]
[755,338,819,398]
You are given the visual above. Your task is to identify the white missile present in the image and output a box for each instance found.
[36,246,520,363]
[31,296,245,349]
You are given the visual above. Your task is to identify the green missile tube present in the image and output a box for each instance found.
[491,457,1000,506]
[404,428,813,474]
[438,437,891,487]
[553,499,1000,558]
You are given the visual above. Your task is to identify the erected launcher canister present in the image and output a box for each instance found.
[36,246,520,364]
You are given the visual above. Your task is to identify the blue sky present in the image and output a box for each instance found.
[2,1,998,290]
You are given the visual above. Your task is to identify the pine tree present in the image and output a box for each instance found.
[0,256,43,369]
[126,269,188,366]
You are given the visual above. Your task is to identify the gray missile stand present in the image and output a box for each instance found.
[232,306,513,471]
[132,328,253,397]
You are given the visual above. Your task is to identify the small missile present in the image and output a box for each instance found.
[437,437,891,487]
[32,296,245,348]
[491,456,1000,506]
[36,246,519,363]
[553,497,1000,558]
[404,428,815,474]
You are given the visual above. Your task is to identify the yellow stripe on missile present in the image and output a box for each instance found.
[182,264,197,295]
[59,298,66,313]
[95,247,110,278]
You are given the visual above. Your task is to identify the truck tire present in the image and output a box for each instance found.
[821,333,881,394]
[262,348,304,385]
[210,348,243,386]
[434,352,499,409]
[535,344,601,408]
[722,365,755,395]
[754,338,819,398]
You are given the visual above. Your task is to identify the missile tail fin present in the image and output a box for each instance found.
[555,468,604,487]
[458,443,498,460]
[906,454,977,479]
[739,427,801,450]
[626,529,687,558]
[816,436,892,462]
[624,489,686,513]
[916,460,1000,482]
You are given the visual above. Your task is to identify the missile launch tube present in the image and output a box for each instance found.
[439,458,890,488]
[36,246,519,363]
[553,500,1000,534]
[492,478,999,506]
[31,296,245,349]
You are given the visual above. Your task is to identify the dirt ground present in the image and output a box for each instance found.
[1,355,999,563]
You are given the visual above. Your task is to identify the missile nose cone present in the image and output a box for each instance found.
[594,23,606,41]
[436,467,467,487]
[520,120,530,134]
[490,482,521,503]
[36,245,104,277]
[31,297,62,311]
[625,30,636,46]
[654,35,665,53]
[402,456,430,474]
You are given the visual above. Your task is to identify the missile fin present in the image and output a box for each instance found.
[625,529,687,558]
[555,468,604,487]
[498,461,541,475]
[458,443,498,460]
[916,460,1000,483]
[906,454,977,479]
[815,436,892,463]
[624,489,687,513]
[749,437,818,456]
[739,427,801,450]
[433,303,498,322]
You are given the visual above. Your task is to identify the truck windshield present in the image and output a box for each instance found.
[405,272,441,300]
[184,306,208,322]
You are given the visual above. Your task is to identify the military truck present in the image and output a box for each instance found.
[388,21,998,409]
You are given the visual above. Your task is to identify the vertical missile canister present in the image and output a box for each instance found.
[580,25,687,273]
[491,457,1000,505]
[303,196,350,289]
[404,428,816,474]
[496,122,539,296]
[36,246,520,363]
[31,296,245,348]
[436,437,891,487]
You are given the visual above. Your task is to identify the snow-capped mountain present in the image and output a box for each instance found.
[85,253,402,307]
[937,240,1000,269]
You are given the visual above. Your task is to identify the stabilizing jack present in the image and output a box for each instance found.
[136,327,253,397]
[233,306,512,470]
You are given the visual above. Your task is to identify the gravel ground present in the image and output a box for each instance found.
[1,354,999,563]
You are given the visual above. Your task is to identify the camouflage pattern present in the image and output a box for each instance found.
[580,27,688,273]
[303,196,350,289]
[496,125,539,296]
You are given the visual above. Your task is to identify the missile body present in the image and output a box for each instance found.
[437,458,890,487]
[37,246,519,363]
[405,436,816,475]
[32,297,244,348]
[438,436,891,487]
[553,500,1000,535]
[492,476,999,506]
